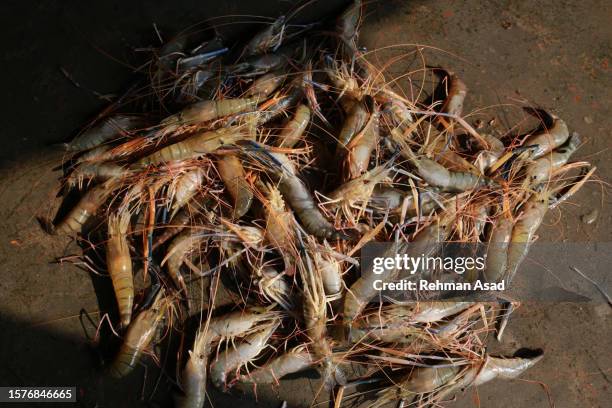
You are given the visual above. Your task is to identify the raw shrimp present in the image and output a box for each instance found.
[66,115,142,151]
[260,150,339,239]
[277,104,311,148]
[505,188,550,282]
[484,216,514,283]
[239,347,313,384]
[175,328,209,408]
[413,154,494,192]
[336,0,362,46]
[106,212,134,327]
[162,230,208,304]
[343,205,460,325]
[523,110,570,159]
[475,133,505,172]
[204,307,279,343]
[217,154,253,219]
[209,322,278,389]
[159,98,258,134]
[138,127,249,166]
[170,168,205,218]
[245,70,286,99]
[440,70,468,117]
[300,239,344,390]
[346,102,379,178]
[313,243,343,297]
[524,132,580,186]
[343,241,408,326]
[244,16,286,56]
[108,291,167,378]
[472,353,544,385]
[328,165,390,212]
[338,98,369,147]
[255,267,293,310]
[263,183,297,271]
[67,162,130,187]
[54,180,118,234]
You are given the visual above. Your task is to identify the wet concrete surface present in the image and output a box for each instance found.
[0,1,610,407]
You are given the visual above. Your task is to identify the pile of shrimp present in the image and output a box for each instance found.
[47,1,595,407]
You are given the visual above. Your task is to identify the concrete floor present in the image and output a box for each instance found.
[0,1,610,407]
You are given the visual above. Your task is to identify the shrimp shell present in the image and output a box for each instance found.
[473,354,544,385]
[108,291,166,378]
[160,98,258,134]
[277,104,311,148]
[66,115,141,151]
[505,190,549,282]
[524,132,580,186]
[209,323,277,389]
[246,70,286,99]
[346,104,379,179]
[217,154,253,219]
[267,151,339,239]
[239,348,313,384]
[413,156,492,192]
[54,180,117,234]
[138,127,248,166]
[106,212,134,327]
[523,111,569,159]
[170,168,205,218]
[338,99,369,147]
[484,216,514,283]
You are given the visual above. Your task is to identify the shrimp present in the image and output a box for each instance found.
[475,133,505,173]
[152,204,196,250]
[244,15,286,56]
[343,241,408,326]
[504,189,550,282]
[255,267,293,310]
[484,216,515,283]
[300,238,345,390]
[106,212,134,328]
[108,290,168,378]
[313,242,343,297]
[67,162,130,188]
[209,322,278,390]
[336,0,362,46]
[338,98,369,147]
[379,365,462,400]
[138,127,249,166]
[175,328,209,408]
[277,104,311,148]
[369,186,441,217]
[411,155,494,192]
[238,346,313,384]
[204,307,280,343]
[159,98,258,135]
[523,109,570,159]
[54,179,118,234]
[343,205,460,325]
[263,183,297,272]
[170,168,205,218]
[217,154,253,219]
[472,353,544,385]
[65,115,142,151]
[346,101,379,178]
[162,230,208,305]
[257,150,339,239]
[440,70,468,117]
[524,132,580,187]
[328,165,390,211]
[245,70,286,99]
